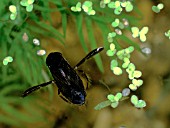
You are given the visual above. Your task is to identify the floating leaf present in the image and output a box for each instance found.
[10,13,17,20]
[111,102,119,108]
[115,1,121,7]
[122,59,130,68]
[121,1,127,7]
[110,59,118,69]
[9,5,17,20]
[116,49,124,59]
[115,92,122,101]
[152,3,164,13]
[107,94,115,102]
[113,67,122,75]
[165,30,170,39]
[94,100,112,110]
[71,2,82,12]
[26,4,33,12]
[126,63,135,73]
[110,43,115,51]
[108,32,116,42]
[88,9,96,15]
[128,72,135,80]
[114,7,122,15]
[132,79,143,87]
[108,32,116,38]
[123,57,129,62]
[131,95,138,105]
[100,1,106,8]
[108,2,115,8]
[131,95,146,108]
[3,56,13,65]
[131,27,139,38]
[28,0,34,5]
[83,1,92,7]
[131,26,149,42]
[107,49,116,56]
[133,70,142,78]
[135,100,146,108]
[152,6,160,13]
[82,1,95,15]
[112,18,120,27]
[122,62,129,69]
[157,3,164,10]
[9,5,17,13]
[125,1,133,12]
[20,0,29,6]
[103,0,111,4]
[129,83,137,91]
[125,46,134,54]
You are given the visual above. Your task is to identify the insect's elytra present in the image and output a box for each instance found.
[22,47,104,105]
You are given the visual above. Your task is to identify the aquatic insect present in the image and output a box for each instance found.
[22,47,104,105]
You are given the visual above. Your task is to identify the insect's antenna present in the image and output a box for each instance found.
[21,80,54,97]
[74,47,104,69]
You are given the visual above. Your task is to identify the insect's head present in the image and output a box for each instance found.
[46,52,63,67]
[71,89,86,105]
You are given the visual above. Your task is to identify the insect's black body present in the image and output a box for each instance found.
[46,52,86,105]
[22,47,104,105]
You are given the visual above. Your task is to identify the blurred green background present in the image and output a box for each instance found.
[0,0,170,128]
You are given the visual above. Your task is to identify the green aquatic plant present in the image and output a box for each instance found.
[3,56,13,65]
[20,0,35,12]
[165,29,170,39]
[95,43,145,110]
[71,1,96,15]
[9,5,17,20]
[94,93,123,110]
[152,3,164,13]
[131,26,149,42]
[3,0,168,126]
[131,95,146,108]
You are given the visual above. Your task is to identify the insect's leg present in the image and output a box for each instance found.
[21,80,54,97]
[78,70,91,89]
[59,94,71,104]
[74,47,104,69]
[99,80,111,93]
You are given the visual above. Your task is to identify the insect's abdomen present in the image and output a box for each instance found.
[46,52,86,104]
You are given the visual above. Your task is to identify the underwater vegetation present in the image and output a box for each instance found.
[0,0,170,128]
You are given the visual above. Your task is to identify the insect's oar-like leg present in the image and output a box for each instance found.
[73,47,104,69]
[22,80,54,97]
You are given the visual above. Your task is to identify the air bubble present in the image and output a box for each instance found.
[122,88,130,96]
[141,47,151,55]
[122,18,129,27]
[37,50,46,56]
[33,38,40,46]
[22,33,29,42]
[115,29,122,35]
